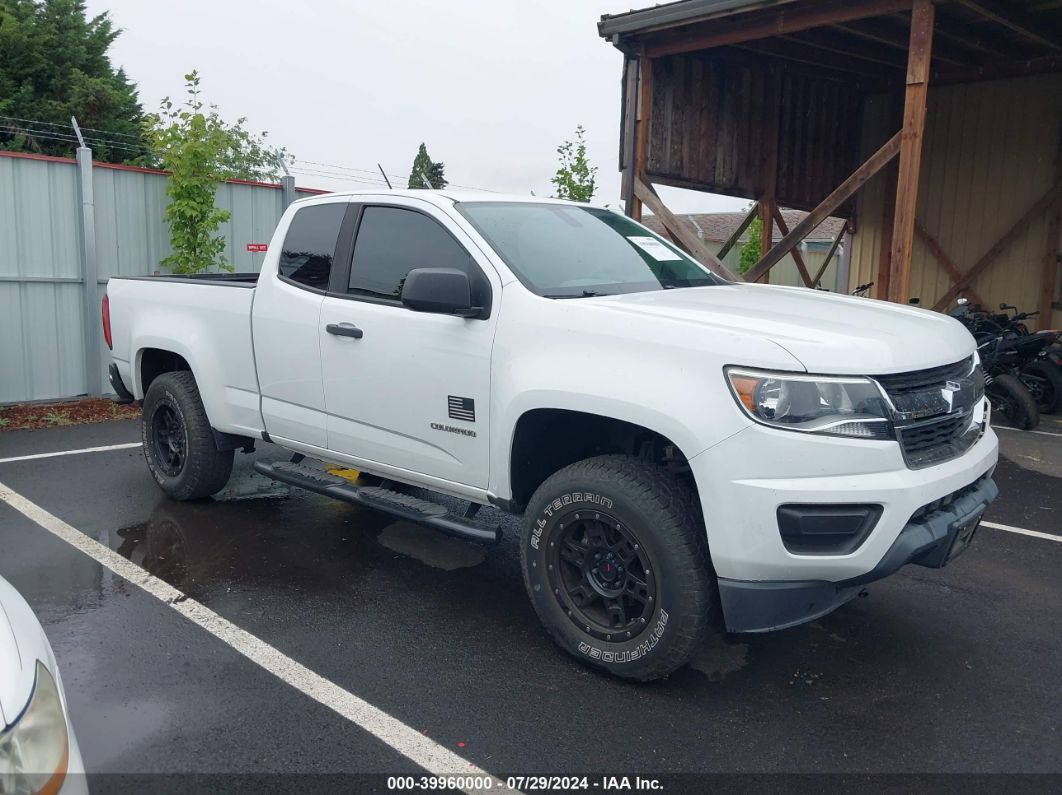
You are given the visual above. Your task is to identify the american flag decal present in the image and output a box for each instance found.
[448,396,476,422]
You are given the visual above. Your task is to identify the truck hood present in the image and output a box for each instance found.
[592,283,975,374]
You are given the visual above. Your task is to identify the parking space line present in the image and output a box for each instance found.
[0,443,142,465]
[982,520,1061,543]
[0,479,503,791]
[993,426,1062,439]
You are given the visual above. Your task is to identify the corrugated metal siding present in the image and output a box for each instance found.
[1,153,322,403]
[646,50,861,212]
[850,73,1062,329]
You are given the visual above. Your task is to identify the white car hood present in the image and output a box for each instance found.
[593,283,975,374]
[0,577,49,729]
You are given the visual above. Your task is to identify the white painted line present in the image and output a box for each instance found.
[982,520,1062,544]
[0,480,504,791]
[993,425,1062,439]
[0,442,142,465]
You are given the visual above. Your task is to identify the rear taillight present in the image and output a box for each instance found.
[102,293,112,350]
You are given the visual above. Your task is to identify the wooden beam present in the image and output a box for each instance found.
[642,0,914,59]
[811,222,847,288]
[1039,128,1062,327]
[746,131,902,283]
[757,199,774,284]
[914,221,988,307]
[772,206,815,287]
[956,0,1062,53]
[633,177,743,282]
[932,55,1062,87]
[732,38,897,80]
[833,20,969,66]
[629,55,653,222]
[888,0,934,304]
[718,203,758,260]
[932,183,1062,311]
[780,29,910,69]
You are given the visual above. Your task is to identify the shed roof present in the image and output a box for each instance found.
[641,209,844,245]
[598,0,793,37]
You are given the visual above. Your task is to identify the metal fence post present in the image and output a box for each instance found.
[74,136,102,396]
[281,175,296,210]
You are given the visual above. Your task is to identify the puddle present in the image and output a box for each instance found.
[689,634,749,681]
[377,522,488,570]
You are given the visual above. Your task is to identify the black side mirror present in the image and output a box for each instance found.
[401,268,481,317]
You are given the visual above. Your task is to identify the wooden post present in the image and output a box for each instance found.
[914,221,987,307]
[1040,130,1062,328]
[888,0,935,303]
[630,56,652,222]
[621,57,639,216]
[746,132,901,283]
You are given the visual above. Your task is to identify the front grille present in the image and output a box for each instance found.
[873,356,984,470]
[875,357,973,395]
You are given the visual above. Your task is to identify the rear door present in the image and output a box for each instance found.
[318,199,499,488]
[252,198,354,449]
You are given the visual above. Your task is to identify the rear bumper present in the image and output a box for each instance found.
[717,473,997,632]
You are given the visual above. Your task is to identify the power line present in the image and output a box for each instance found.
[0,115,145,143]
[292,157,501,193]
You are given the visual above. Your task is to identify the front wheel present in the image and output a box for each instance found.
[988,372,1040,430]
[142,371,234,500]
[1021,361,1062,414]
[520,455,716,681]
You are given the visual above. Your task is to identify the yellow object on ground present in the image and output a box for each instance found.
[326,465,362,484]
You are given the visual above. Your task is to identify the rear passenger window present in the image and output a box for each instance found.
[278,203,347,290]
[348,206,475,301]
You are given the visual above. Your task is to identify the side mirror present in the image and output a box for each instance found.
[401,268,480,317]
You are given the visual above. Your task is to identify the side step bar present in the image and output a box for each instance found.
[253,460,500,545]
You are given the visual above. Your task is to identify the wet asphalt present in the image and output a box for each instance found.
[0,417,1059,781]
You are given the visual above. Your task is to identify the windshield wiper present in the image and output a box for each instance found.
[548,290,610,299]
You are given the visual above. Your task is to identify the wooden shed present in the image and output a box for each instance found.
[599,0,1062,329]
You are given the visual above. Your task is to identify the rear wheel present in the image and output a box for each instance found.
[988,372,1040,430]
[1021,361,1062,414]
[520,455,716,681]
[142,371,234,500]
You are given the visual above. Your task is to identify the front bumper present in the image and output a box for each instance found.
[689,421,999,632]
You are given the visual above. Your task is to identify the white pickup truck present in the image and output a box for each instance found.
[105,191,999,680]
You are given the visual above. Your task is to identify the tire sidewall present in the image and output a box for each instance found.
[142,379,192,493]
[522,478,698,678]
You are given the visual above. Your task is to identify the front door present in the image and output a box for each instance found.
[319,200,498,489]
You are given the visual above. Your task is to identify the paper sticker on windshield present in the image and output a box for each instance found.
[627,236,683,261]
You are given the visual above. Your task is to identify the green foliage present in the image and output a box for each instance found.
[551,125,597,203]
[143,72,293,274]
[738,214,762,275]
[0,0,148,163]
[407,143,447,189]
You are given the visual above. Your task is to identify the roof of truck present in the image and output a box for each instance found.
[294,189,596,208]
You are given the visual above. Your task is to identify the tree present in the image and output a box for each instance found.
[0,0,148,163]
[144,72,291,274]
[551,125,597,202]
[738,212,762,275]
[407,143,447,189]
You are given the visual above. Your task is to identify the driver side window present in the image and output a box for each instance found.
[348,206,477,302]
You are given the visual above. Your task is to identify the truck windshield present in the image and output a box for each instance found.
[456,202,726,297]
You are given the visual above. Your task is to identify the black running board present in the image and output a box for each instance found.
[253,460,500,545]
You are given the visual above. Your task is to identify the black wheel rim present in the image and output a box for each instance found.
[546,510,657,642]
[151,404,187,477]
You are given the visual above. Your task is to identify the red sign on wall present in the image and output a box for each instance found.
[246,243,268,252]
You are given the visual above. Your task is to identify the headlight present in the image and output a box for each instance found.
[0,662,69,795]
[726,368,893,439]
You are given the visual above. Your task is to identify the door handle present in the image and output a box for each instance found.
[326,323,364,339]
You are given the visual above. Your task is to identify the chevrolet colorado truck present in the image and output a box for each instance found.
[104,191,999,680]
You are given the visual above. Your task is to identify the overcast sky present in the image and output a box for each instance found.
[85,0,747,215]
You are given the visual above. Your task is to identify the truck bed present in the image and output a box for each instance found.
[106,275,264,438]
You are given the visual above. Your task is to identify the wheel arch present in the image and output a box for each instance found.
[506,407,702,515]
